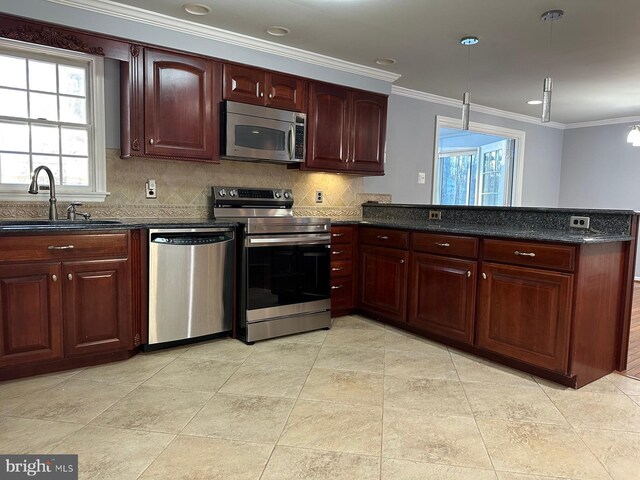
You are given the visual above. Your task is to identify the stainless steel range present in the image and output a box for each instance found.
[213,186,331,343]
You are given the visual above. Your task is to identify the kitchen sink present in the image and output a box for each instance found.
[0,219,122,227]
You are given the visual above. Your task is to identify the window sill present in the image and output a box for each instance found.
[0,192,110,203]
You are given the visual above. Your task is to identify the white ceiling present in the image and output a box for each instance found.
[106,0,640,124]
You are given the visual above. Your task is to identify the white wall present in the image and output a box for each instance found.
[365,93,565,207]
[559,123,640,276]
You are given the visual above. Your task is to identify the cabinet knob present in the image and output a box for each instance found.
[268,93,273,99]
[467,270,472,277]
[260,92,264,98]
[514,251,536,257]
[400,259,405,264]
[482,273,487,280]
[149,138,154,145]
[68,273,73,281]
[52,274,58,282]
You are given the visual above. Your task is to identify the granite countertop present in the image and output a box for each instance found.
[357,219,633,244]
[0,218,237,232]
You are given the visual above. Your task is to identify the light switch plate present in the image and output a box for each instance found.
[418,172,426,184]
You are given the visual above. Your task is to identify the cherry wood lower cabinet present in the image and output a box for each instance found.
[0,231,139,380]
[408,253,476,345]
[476,262,572,373]
[330,225,356,317]
[359,245,409,323]
[0,263,63,367]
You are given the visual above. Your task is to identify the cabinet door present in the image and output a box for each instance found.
[222,64,264,105]
[0,263,63,367]
[306,83,350,171]
[408,253,476,345]
[63,259,132,356]
[349,91,387,174]
[145,49,215,159]
[359,245,408,323]
[477,263,572,373]
[266,73,307,111]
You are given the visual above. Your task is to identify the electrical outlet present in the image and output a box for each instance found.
[145,179,157,199]
[429,210,442,221]
[570,216,590,229]
[315,190,323,203]
[417,172,426,184]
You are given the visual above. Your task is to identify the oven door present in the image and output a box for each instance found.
[245,234,331,323]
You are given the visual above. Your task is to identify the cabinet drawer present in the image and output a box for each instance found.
[483,239,575,272]
[331,277,353,311]
[331,260,353,278]
[0,233,129,262]
[331,244,352,261]
[331,226,354,244]
[412,232,478,258]
[360,227,409,249]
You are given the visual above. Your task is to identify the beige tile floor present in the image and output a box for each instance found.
[1,315,640,480]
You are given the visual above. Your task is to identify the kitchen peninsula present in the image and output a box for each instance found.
[331,203,638,388]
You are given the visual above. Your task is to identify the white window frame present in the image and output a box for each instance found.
[432,116,525,207]
[0,38,108,202]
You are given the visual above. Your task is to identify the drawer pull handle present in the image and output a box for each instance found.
[331,285,344,290]
[51,274,58,282]
[400,259,405,264]
[467,270,471,277]
[332,267,344,272]
[514,251,536,257]
[67,273,73,281]
[332,233,344,237]
[377,235,389,240]
[482,273,487,280]
[332,250,344,255]
[435,242,450,247]
[48,245,75,250]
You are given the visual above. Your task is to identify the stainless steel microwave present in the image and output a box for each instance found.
[221,101,306,164]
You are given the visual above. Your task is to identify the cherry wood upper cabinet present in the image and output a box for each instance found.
[122,47,219,162]
[305,82,387,174]
[223,64,307,112]
[144,49,217,160]
[0,263,63,367]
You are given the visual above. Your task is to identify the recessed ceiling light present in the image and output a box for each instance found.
[375,58,396,66]
[267,26,290,36]
[183,3,211,15]
[527,100,543,105]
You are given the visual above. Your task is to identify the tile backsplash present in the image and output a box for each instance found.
[0,149,390,220]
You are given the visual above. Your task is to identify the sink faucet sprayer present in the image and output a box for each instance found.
[28,165,58,220]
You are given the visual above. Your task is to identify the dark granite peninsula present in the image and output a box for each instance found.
[348,203,638,388]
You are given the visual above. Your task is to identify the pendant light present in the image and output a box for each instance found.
[627,125,640,147]
[460,36,478,130]
[540,9,563,123]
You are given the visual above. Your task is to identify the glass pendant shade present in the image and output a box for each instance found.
[541,77,552,123]
[462,92,470,130]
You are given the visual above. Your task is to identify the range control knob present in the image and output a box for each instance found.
[218,188,226,197]
[274,190,282,198]
[229,189,237,197]
[284,191,291,199]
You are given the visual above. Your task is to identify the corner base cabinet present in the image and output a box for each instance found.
[0,232,139,381]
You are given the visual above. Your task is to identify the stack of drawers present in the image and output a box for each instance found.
[329,225,356,316]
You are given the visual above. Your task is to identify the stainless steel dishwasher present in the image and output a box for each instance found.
[147,227,234,347]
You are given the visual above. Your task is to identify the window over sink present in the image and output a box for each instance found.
[0,39,107,202]
[432,116,525,207]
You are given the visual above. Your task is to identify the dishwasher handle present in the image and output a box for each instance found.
[150,231,234,246]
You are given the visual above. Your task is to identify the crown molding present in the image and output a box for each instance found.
[564,115,640,130]
[46,0,402,83]
[391,86,565,129]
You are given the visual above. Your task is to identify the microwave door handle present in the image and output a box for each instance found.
[288,125,295,161]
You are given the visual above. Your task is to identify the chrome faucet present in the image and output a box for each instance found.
[28,165,58,220]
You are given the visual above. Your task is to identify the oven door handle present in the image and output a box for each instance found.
[246,233,331,247]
